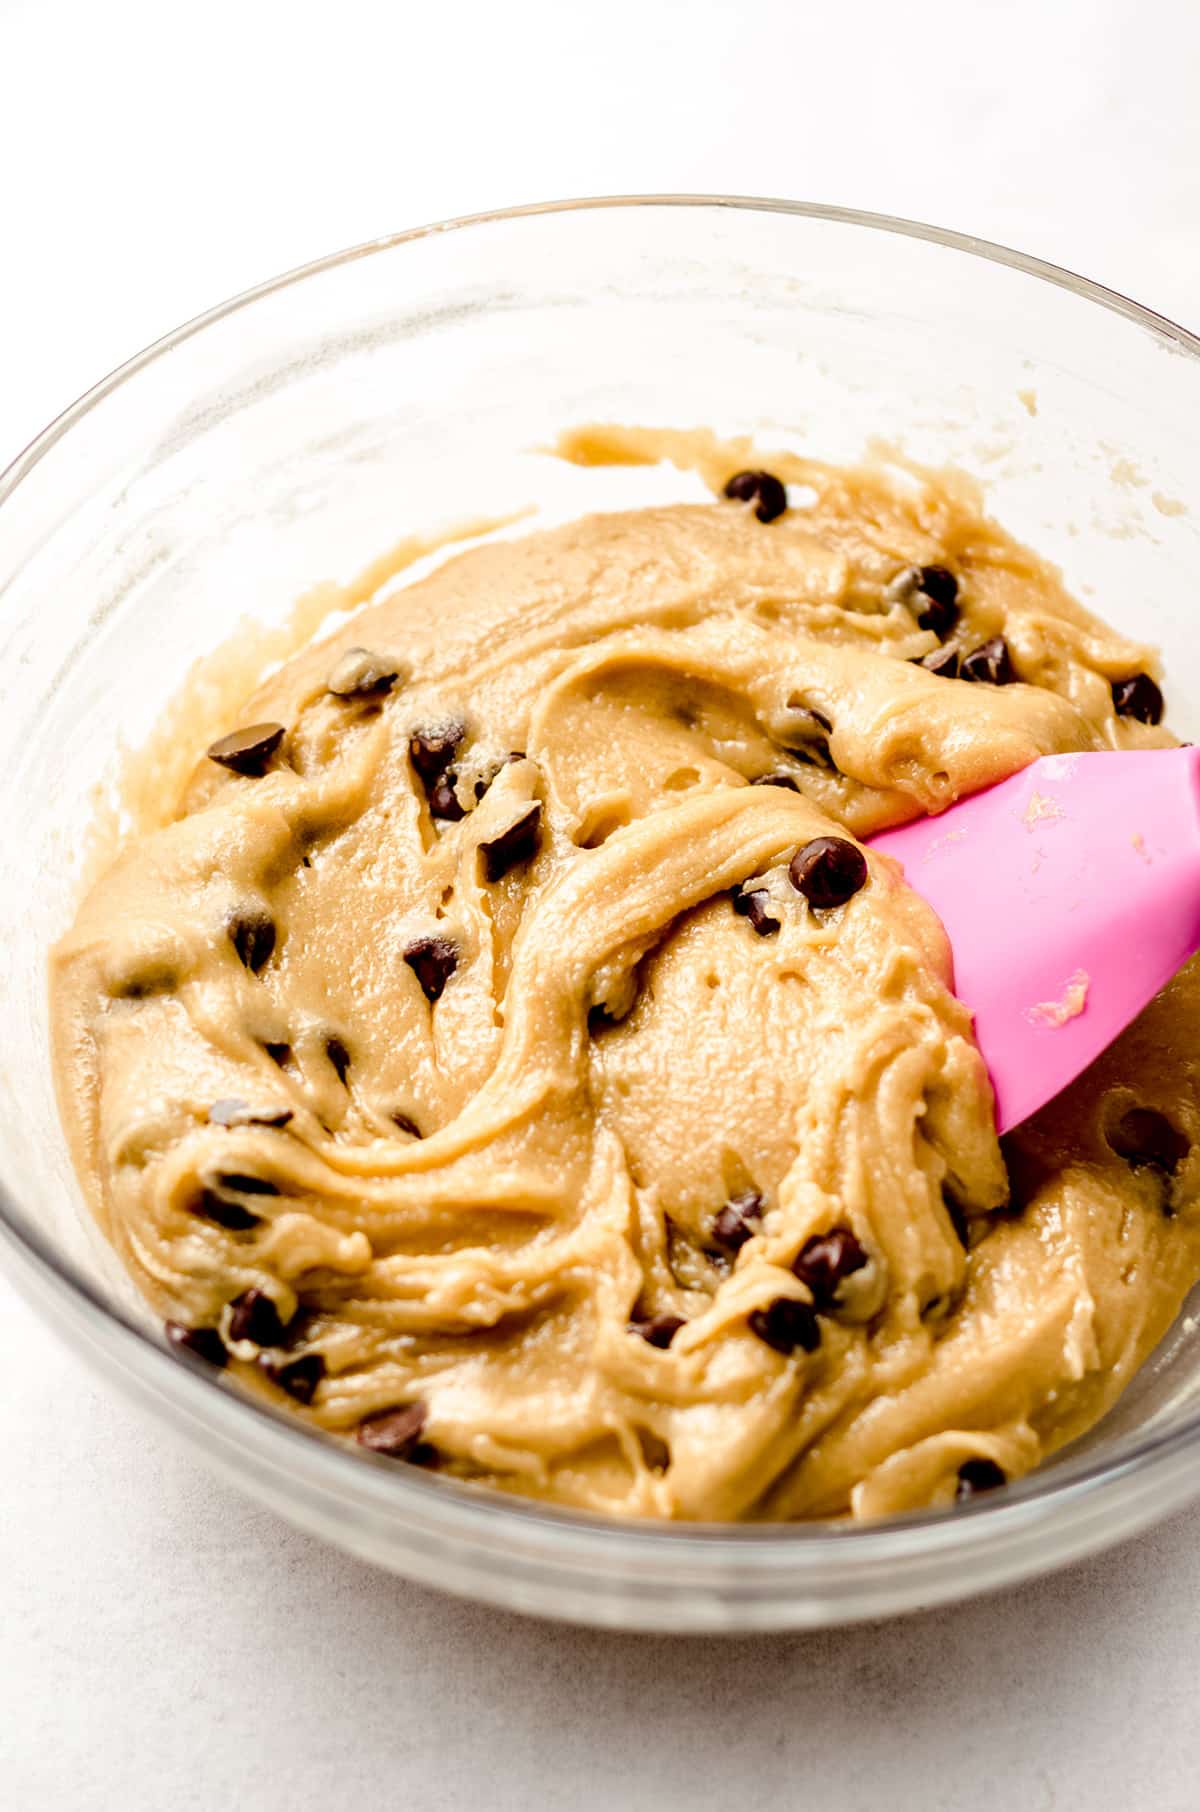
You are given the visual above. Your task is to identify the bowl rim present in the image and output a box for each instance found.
[3,191,1200,1584]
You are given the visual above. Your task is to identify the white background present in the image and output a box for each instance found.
[2,1,1199,1805]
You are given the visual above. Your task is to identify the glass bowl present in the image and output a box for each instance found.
[2,197,1200,1633]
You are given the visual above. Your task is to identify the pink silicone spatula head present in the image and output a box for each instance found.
[869,748,1200,1133]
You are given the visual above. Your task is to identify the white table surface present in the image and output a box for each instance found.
[2,1,1199,1803]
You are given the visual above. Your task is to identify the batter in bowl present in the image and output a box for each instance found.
[50,428,1200,1520]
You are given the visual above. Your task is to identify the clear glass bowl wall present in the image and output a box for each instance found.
[2,199,1199,1631]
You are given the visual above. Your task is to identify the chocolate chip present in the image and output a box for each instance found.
[227,909,276,973]
[325,1035,351,1084]
[228,1287,290,1347]
[1112,673,1164,725]
[207,723,285,777]
[710,1190,764,1256]
[409,721,466,788]
[262,1353,325,1404]
[789,742,832,771]
[915,565,960,639]
[391,1112,423,1138]
[263,1041,292,1068]
[782,699,833,740]
[916,598,960,641]
[955,1458,1006,1501]
[723,469,788,523]
[748,1297,821,1355]
[165,1322,228,1367]
[357,1401,430,1459]
[788,837,868,909]
[326,647,401,698]
[792,1227,868,1308]
[630,1313,685,1349]
[751,773,801,791]
[917,645,960,680]
[403,935,458,1004]
[189,1188,261,1232]
[481,804,542,881]
[917,564,958,608]
[732,887,780,937]
[781,705,833,768]
[208,1098,293,1129]
[1108,1106,1188,1173]
[960,637,1017,686]
[428,773,466,821]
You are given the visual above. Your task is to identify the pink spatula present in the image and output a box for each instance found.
[869,747,1200,1133]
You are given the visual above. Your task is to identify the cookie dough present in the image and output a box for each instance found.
[51,428,1200,1521]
